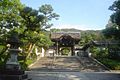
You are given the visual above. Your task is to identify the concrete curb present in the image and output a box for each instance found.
[90,57,111,72]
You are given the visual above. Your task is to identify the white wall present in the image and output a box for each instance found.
[35,47,45,57]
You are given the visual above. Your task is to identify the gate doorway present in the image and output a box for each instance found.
[60,47,71,56]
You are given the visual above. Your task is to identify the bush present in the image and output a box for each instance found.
[18,52,37,70]
[91,47,99,57]
[108,48,120,60]
[106,44,120,60]
[99,58,120,70]
[91,46,108,58]
[19,59,34,70]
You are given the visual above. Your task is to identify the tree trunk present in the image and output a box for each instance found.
[27,43,32,53]
[26,43,32,58]
[26,43,35,59]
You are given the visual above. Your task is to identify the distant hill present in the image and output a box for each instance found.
[60,28,81,32]
[50,28,102,35]
[54,28,101,32]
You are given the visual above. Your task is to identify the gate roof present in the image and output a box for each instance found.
[51,32,81,41]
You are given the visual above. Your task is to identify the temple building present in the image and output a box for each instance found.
[50,32,81,56]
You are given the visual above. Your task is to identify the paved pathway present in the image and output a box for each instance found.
[26,71,120,80]
[27,56,120,80]
[29,56,107,72]
[29,56,81,72]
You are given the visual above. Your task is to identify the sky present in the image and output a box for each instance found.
[20,0,115,30]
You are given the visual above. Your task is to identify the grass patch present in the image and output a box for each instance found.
[98,58,120,70]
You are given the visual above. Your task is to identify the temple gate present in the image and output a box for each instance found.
[50,32,80,56]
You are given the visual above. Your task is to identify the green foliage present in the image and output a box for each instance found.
[0,45,9,68]
[108,46,120,60]
[102,22,120,40]
[39,4,59,29]
[99,58,120,70]
[103,0,120,40]
[19,52,37,70]
[0,0,23,29]
[0,46,8,61]
[101,0,120,61]
[20,6,45,31]
[19,4,59,69]
[19,59,33,70]
[90,47,99,57]
[61,48,70,55]
[19,4,59,47]
[0,45,5,53]
[109,0,120,26]
[0,1,59,70]
[79,30,104,46]
[39,4,53,15]
[0,0,23,45]
[36,33,53,48]
[90,46,108,58]
[60,28,80,32]
[50,28,61,32]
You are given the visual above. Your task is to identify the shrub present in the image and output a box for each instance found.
[99,58,120,70]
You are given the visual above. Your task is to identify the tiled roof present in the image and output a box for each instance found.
[51,32,80,40]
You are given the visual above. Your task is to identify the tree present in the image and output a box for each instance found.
[0,0,24,45]
[20,7,45,31]
[0,0,23,50]
[39,4,59,29]
[19,5,59,58]
[102,0,120,40]
[79,30,104,46]
[101,0,120,60]
[0,0,24,68]
[103,0,120,39]
[0,0,23,29]
[109,0,120,26]
[102,22,119,39]
[0,1,59,69]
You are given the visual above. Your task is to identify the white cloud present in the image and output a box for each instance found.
[51,24,104,30]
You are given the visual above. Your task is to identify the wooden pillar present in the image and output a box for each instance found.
[71,41,75,56]
[58,46,60,55]
[71,46,74,56]
[56,41,59,56]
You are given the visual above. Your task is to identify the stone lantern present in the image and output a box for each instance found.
[6,35,21,70]
[0,34,30,80]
